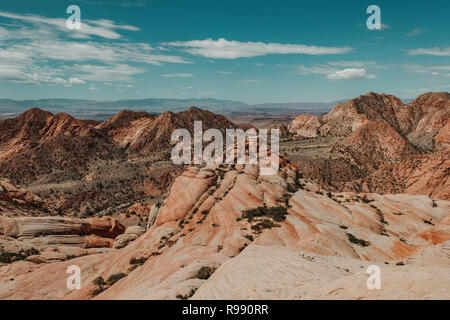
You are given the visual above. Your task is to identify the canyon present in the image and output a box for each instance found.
[0,92,448,300]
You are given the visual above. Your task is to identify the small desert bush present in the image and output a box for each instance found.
[195,266,216,280]
[346,233,371,247]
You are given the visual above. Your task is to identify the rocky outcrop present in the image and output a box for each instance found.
[113,226,146,249]
[0,162,448,300]
[0,107,236,216]
[288,115,320,138]
[287,92,449,200]
[0,178,52,216]
[193,244,450,300]
[0,216,125,251]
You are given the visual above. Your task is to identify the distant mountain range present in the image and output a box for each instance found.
[0,98,338,120]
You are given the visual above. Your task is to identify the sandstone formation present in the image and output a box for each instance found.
[288,114,320,138]
[0,216,126,265]
[0,95,448,300]
[286,92,449,200]
[0,161,448,300]
[0,107,233,216]
[113,226,146,249]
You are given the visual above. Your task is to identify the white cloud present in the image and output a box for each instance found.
[89,86,99,91]
[404,84,450,95]
[0,10,139,39]
[401,64,450,77]
[165,38,352,59]
[216,71,233,74]
[7,40,187,66]
[68,77,86,85]
[406,28,427,37]
[0,11,189,86]
[406,47,450,56]
[326,68,369,80]
[295,61,378,80]
[72,64,145,82]
[327,61,384,69]
[0,58,65,84]
[160,73,193,78]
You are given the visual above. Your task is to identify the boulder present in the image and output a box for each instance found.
[85,216,126,239]
[0,236,39,263]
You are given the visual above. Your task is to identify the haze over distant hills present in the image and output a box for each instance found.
[0,98,339,120]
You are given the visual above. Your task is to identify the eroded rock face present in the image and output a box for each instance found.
[193,244,450,300]
[288,115,320,138]
[287,92,450,200]
[0,162,448,300]
[0,236,39,263]
[0,215,126,267]
[113,226,146,249]
[0,216,124,240]
[0,179,51,216]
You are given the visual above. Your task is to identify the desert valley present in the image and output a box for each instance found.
[0,91,449,300]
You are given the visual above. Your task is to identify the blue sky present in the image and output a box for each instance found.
[0,0,449,103]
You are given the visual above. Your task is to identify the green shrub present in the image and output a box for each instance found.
[287,184,297,193]
[0,248,39,263]
[241,206,287,222]
[346,233,371,247]
[106,273,127,286]
[361,195,373,203]
[176,288,197,300]
[244,234,254,241]
[251,219,278,232]
[93,276,107,295]
[195,266,216,280]
[130,257,148,265]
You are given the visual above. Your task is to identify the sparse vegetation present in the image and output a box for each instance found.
[0,248,39,263]
[238,243,248,252]
[195,266,216,280]
[346,233,371,247]
[251,219,279,232]
[360,195,373,203]
[106,273,127,286]
[287,183,297,193]
[241,206,287,222]
[244,234,254,241]
[130,257,148,265]
[93,276,107,295]
[176,288,197,300]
